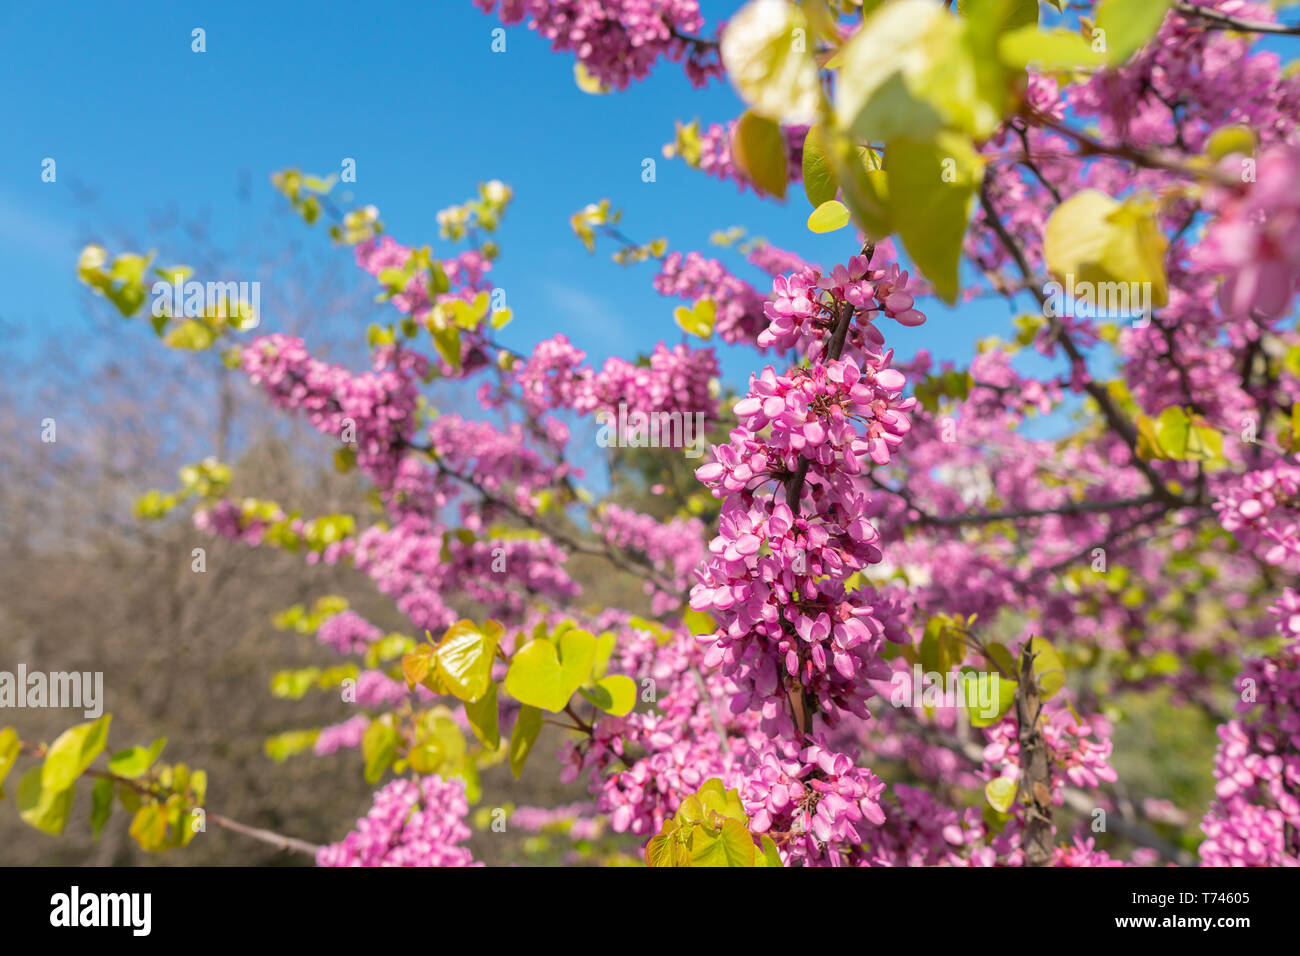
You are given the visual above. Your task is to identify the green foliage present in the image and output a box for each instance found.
[89,777,114,840]
[1094,0,1171,64]
[984,773,1018,813]
[263,729,320,763]
[997,25,1105,69]
[807,200,851,234]
[801,125,839,207]
[107,738,167,779]
[912,367,973,412]
[1026,637,1066,699]
[731,111,789,199]
[431,619,503,703]
[719,0,820,124]
[0,727,19,795]
[42,715,111,792]
[674,298,716,338]
[1136,407,1225,462]
[362,716,399,784]
[580,675,637,717]
[504,628,597,713]
[273,595,350,634]
[1043,189,1170,308]
[465,683,502,750]
[508,705,543,779]
[17,767,75,835]
[644,779,781,867]
[885,134,982,304]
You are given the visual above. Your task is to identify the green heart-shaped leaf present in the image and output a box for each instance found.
[435,619,502,702]
[690,818,757,867]
[504,629,596,712]
[674,298,715,339]
[42,715,111,792]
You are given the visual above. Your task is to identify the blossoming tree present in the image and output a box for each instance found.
[5,0,1300,867]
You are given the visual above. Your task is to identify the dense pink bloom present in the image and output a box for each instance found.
[317,776,478,866]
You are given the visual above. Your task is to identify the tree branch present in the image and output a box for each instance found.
[1173,1,1300,36]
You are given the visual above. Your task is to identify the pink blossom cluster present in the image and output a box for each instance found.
[591,505,705,613]
[313,715,369,756]
[501,334,718,426]
[861,784,1124,867]
[240,334,426,489]
[356,669,435,709]
[687,263,919,746]
[316,610,383,655]
[473,0,723,89]
[745,241,813,278]
[1201,142,1300,321]
[350,514,578,632]
[739,738,886,865]
[653,251,769,345]
[193,499,283,546]
[317,775,479,867]
[1199,612,1300,866]
[758,249,927,361]
[1270,588,1300,642]
[510,803,602,840]
[1213,459,1300,570]
[354,236,494,319]
[426,414,563,510]
[556,613,742,837]
[982,700,1119,799]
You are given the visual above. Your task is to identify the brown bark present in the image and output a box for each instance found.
[1016,643,1054,866]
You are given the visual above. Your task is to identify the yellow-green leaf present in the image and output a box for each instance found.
[886,134,982,304]
[509,705,543,779]
[432,324,462,371]
[690,818,757,867]
[1136,407,1224,461]
[731,111,788,199]
[1043,189,1168,310]
[719,0,821,124]
[998,26,1106,69]
[1205,125,1255,162]
[1094,0,1170,64]
[107,738,166,779]
[802,124,839,208]
[985,773,1019,813]
[807,200,851,234]
[1027,637,1066,698]
[90,776,114,840]
[164,319,218,351]
[129,803,168,851]
[42,715,111,792]
[836,0,996,142]
[755,833,784,867]
[574,61,610,95]
[0,727,19,790]
[580,674,636,717]
[17,767,74,835]
[465,682,501,750]
[504,629,597,712]
[674,298,716,339]
[435,619,503,702]
[361,717,398,784]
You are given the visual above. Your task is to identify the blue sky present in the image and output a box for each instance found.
[0,0,1042,394]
